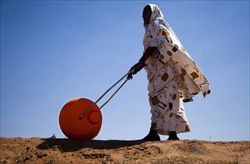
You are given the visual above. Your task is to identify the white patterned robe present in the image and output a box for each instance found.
[143,4,211,135]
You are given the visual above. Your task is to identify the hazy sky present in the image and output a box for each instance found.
[1,0,249,141]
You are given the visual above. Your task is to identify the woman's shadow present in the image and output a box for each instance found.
[37,138,145,152]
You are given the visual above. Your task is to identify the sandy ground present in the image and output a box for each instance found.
[0,137,249,164]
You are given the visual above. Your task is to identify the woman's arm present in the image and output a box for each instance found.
[127,46,158,80]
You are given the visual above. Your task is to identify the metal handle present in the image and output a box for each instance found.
[99,79,128,109]
[79,72,129,120]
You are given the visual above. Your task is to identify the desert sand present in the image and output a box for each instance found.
[0,137,249,164]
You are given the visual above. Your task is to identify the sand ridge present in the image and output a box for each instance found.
[0,137,249,163]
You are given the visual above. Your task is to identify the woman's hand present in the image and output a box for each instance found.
[127,62,144,80]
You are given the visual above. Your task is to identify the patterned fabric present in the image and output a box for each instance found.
[143,4,210,135]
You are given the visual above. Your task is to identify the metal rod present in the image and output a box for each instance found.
[79,72,129,120]
[93,72,129,105]
[99,79,128,109]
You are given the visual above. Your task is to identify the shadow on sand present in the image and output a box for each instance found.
[37,139,145,152]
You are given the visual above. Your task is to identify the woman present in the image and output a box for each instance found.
[127,4,211,141]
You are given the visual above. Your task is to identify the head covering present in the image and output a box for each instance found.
[148,4,164,22]
[144,4,184,54]
[143,4,211,99]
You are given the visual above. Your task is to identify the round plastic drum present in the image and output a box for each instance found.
[59,98,102,140]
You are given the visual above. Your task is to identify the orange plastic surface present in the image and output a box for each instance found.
[59,98,102,140]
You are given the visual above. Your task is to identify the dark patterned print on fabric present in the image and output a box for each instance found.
[190,72,199,80]
[161,72,169,81]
